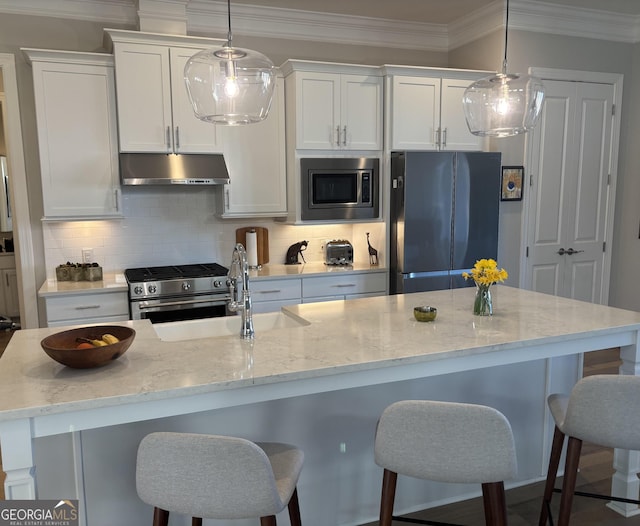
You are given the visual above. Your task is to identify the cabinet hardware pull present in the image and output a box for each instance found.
[166,126,171,149]
[442,128,447,148]
[5,274,8,287]
[334,283,356,288]
[335,125,340,147]
[343,125,347,146]
[435,127,441,148]
[557,248,566,255]
[175,127,180,150]
[257,290,282,294]
[225,189,230,209]
[75,305,101,310]
[114,188,121,211]
[566,248,584,255]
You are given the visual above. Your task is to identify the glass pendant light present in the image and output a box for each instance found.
[462,0,545,137]
[184,0,275,125]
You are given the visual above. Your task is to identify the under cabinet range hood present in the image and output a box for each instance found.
[120,153,230,185]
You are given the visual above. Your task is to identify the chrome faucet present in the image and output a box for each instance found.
[227,243,254,339]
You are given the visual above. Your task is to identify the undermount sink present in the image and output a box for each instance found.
[154,311,310,342]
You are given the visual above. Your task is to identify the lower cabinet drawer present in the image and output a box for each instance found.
[302,272,387,299]
[45,292,129,324]
[48,314,130,328]
[251,279,302,303]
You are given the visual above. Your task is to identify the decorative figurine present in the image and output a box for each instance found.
[285,241,308,265]
[367,232,378,265]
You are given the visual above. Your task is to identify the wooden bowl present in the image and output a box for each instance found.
[40,325,135,369]
[414,306,437,322]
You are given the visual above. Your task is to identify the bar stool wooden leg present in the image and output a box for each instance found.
[152,507,169,526]
[539,425,566,526]
[379,469,398,526]
[191,518,202,526]
[260,516,277,526]
[557,436,582,526]
[482,481,508,526]
[288,487,302,526]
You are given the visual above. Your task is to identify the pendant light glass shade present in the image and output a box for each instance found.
[462,0,545,137]
[463,72,545,137]
[184,0,275,125]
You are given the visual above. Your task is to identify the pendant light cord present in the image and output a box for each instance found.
[226,0,233,47]
[502,0,509,74]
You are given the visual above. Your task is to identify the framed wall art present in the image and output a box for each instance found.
[501,166,524,201]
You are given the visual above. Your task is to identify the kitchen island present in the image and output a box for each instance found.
[1,286,640,526]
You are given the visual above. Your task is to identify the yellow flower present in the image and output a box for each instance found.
[463,259,508,287]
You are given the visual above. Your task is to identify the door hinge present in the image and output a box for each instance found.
[603,241,606,252]
[526,246,529,257]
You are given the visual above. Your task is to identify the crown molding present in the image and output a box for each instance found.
[0,0,638,49]
[186,1,449,51]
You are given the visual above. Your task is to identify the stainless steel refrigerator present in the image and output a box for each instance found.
[389,151,501,294]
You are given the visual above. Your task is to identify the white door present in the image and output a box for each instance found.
[295,72,340,149]
[169,47,221,153]
[524,77,616,303]
[341,74,382,150]
[390,75,440,150]
[440,78,484,151]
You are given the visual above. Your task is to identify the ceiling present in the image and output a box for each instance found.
[227,0,640,24]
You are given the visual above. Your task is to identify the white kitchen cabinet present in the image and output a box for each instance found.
[216,77,287,218]
[283,61,383,151]
[250,278,302,313]
[0,255,18,318]
[107,30,225,154]
[302,271,387,303]
[44,291,129,327]
[23,49,122,220]
[386,68,491,151]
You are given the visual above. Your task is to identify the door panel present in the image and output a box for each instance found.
[525,79,614,303]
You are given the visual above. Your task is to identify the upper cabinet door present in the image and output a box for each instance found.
[440,78,484,151]
[292,70,382,150]
[114,43,173,153]
[113,41,221,153]
[341,74,383,150]
[26,51,122,219]
[390,76,440,150]
[295,72,340,150]
[168,47,220,154]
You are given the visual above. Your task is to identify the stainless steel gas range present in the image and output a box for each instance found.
[124,263,232,323]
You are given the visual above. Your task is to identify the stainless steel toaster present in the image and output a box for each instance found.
[325,240,354,265]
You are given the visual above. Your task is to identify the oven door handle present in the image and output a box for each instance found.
[137,296,231,310]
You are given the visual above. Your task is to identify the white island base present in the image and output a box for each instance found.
[2,287,640,526]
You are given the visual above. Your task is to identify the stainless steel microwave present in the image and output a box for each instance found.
[300,157,380,221]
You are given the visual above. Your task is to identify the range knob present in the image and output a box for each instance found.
[148,285,157,294]
[182,281,191,291]
[213,279,224,288]
[133,286,144,295]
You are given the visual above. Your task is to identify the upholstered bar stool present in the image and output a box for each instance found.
[374,400,518,526]
[539,374,640,526]
[136,432,304,526]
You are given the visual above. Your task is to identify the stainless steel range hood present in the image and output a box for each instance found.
[120,153,230,185]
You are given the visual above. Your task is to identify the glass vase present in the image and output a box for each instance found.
[474,284,493,316]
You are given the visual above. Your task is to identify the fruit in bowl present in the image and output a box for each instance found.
[41,325,135,369]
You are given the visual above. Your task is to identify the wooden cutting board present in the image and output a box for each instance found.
[235,227,269,265]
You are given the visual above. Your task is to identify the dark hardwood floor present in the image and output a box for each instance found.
[361,348,640,526]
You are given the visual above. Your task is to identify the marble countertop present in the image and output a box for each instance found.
[2,286,640,422]
[38,273,128,296]
[37,265,386,296]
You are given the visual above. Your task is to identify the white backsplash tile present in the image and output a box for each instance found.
[42,186,385,279]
